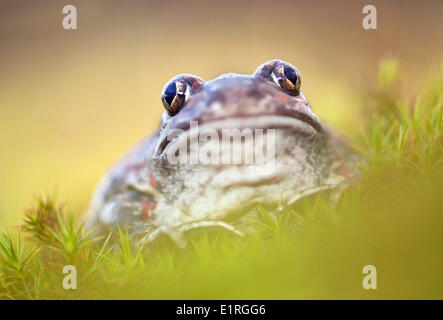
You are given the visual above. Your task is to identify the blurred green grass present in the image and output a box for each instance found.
[0,60,442,299]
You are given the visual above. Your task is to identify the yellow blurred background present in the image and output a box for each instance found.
[0,0,442,227]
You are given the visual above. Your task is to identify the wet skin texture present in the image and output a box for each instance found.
[85,60,358,242]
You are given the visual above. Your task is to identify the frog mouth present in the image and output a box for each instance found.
[175,108,322,133]
[154,113,324,157]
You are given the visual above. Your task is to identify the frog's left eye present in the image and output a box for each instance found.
[161,74,205,116]
[271,62,301,96]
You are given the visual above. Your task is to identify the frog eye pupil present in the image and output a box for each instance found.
[164,82,177,106]
[283,65,298,85]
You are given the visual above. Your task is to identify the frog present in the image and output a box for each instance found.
[85,59,358,246]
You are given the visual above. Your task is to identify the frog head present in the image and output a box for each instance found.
[149,60,334,225]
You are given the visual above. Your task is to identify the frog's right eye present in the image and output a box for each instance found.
[254,60,301,96]
[161,74,205,116]
[271,62,301,96]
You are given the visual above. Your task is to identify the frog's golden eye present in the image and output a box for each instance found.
[254,60,301,96]
[271,62,301,96]
[161,74,205,116]
[162,79,187,116]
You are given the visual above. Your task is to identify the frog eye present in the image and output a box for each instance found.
[271,62,301,96]
[161,74,205,116]
[161,80,187,116]
[254,60,301,96]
